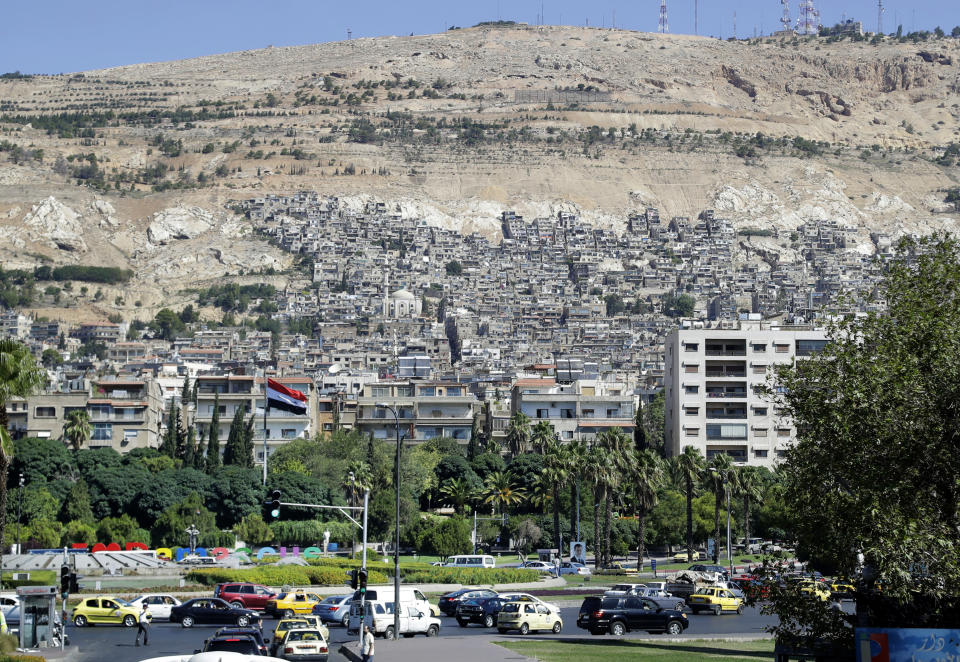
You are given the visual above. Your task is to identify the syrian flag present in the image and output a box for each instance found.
[266,378,308,415]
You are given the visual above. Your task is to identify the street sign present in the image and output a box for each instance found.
[651,558,657,576]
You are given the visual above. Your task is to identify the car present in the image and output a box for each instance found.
[211,627,271,656]
[688,564,730,579]
[687,587,744,615]
[455,596,509,628]
[376,603,441,640]
[72,596,141,627]
[265,590,324,619]
[673,551,703,562]
[518,560,555,573]
[579,595,689,636]
[829,581,855,600]
[497,592,560,614]
[797,580,831,601]
[604,586,686,612]
[272,617,329,653]
[215,583,278,611]
[576,596,603,631]
[496,601,563,635]
[437,588,498,616]
[559,562,591,576]
[275,627,329,661]
[312,595,352,626]
[170,598,262,628]
[600,562,638,575]
[137,655,287,662]
[128,594,183,620]
[197,633,264,656]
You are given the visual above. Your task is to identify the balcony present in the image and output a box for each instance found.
[704,370,746,378]
[706,390,747,399]
[705,412,747,420]
[704,350,747,357]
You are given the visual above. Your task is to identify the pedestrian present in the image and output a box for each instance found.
[361,625,375,662]
[135,603,150,646]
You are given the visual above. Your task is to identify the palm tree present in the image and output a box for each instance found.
[596,428,631,566]
[530,421,555,455]
[342,462,372,555]
[63,409,92,453]
[670,445,705,563]
[542,438,569,554]
[439,477,475,515]
[565,440,588,547]
[705,453,734,563]
[583,444,612,568]
[0,339,46,568]
[733,466,765,550]
[482,470,526,515]
[504,412,531,457]
[629,449,664,566]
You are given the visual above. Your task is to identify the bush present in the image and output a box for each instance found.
[185,565,389,587]
[400,567,539,584]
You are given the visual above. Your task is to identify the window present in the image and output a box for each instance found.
[684,343,699,352]
[684,364,699,374]
[775,343,789,353]
[419,387,436,396]
[281,428,296,439]
[752,343,767,352]
[396,386,414,397]
[754,449,768,458]
[753,428,768,437]
[753,407,768,416]
[371,387,390,397]
[752,364,767,375]
[92,423,112,441]
[123,429,138,442]
[777,428,791,438]
[582,408,595,418]
[34,406,55,417]
[684,407,699,416]
[323,423,333,431]
[796,339,828,356]
[536,409,548,419]
[706,423,747,440]
[562,430,574,440]
[776,449,788,458]
[685,427,699,437]
[684,385,699,394]
[447,386,462,396]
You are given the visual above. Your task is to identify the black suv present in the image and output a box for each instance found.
[438,588,498,616]
[456,597,508,628]
[210,627,269,656]
[578,596,689,636]
[196,632,264,655]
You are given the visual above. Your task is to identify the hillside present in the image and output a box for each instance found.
[1,25,959,320]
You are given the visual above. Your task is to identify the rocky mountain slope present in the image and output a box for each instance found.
[1,25,958,320]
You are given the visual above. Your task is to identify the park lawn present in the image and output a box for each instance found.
[497,638,775,662]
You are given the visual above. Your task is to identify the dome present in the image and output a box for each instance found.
[391,289,415,300]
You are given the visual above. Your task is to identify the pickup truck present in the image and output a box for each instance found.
[369,603,441,640]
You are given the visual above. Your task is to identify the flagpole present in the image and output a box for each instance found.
[262,385,268,486]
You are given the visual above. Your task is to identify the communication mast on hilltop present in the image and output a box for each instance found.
[877,0,885,35]
[796,0,820,35]
[779,0,793,33]
[658,0,668,33]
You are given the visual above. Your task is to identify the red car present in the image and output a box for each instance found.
[214,583,277,610]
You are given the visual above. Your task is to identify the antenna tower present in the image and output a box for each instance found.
[779,0,792,33]
[658,0,668,33]
[694,0,698,35]
[877,0,885,34]
[796,0,819,35]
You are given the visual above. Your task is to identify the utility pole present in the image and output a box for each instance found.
[877,0,885,35]
[694,0,698,35]
[658,0,668,33]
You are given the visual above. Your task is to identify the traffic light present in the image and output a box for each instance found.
[348,569,358,589]
[268,489,281,519]
[69,572,79,593]
[358,568,368,593]
[60,565,70,597]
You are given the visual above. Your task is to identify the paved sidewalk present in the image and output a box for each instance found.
[339,635,534,662]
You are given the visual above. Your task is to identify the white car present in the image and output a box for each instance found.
[497,592,560,614]
[519,561,554,573]
[138,654,287,662]
[128,594,182,620]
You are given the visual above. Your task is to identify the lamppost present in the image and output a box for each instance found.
[16,473,24,554]
[375,402,402,641]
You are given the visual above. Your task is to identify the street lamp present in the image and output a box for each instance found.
[16,473,24,554]
[375,402,402,640]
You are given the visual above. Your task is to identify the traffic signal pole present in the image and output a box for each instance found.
[359,488,369,650]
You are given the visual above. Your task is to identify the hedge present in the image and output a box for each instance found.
[185,565,388,587]
[0,657,45,662]
[307,558,541,585]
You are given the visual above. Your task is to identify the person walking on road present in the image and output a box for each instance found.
[135,603,150,646]
[361,625,375,662]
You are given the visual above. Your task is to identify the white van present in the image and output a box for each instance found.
[346,588,432,634]
[442,554,496,569]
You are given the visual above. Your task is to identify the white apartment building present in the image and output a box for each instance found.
[664,320,828,467]
[511,378,635,442]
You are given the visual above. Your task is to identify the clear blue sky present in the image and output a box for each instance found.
[1,1,955,74]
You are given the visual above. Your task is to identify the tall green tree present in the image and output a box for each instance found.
[193,428,207,471]
[629,449,664,564]
[596,427,632,566]
[159,399,178,458]
[63,409,92,453]
[583,444,611,569]
[769,234,960,641]
[542,437,568,554]
[222,406,246,466]
[705,452,733,564]
[438,477,474,515]
[0,339,45,563]
[670,445,705,562]
[183,426,196,469]
[504,411,531,457]
[205,393,221,473]
[530,421,555,455]
[732,465,765,550]
[481,470,526,515]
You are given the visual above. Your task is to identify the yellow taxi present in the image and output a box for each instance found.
[72,596,142,627]
[496,601,563,635]
[829,581,855,600]
[687,587,744,615]
[265,589,324,618]
[797,580,831,601]
[270,618,328,656]
[672,550,702,563]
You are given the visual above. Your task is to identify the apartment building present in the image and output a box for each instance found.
[355,381,478,443]
[511,378,636,442]
[663,320,828,467]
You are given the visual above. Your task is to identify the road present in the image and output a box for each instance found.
[67,604,779,662]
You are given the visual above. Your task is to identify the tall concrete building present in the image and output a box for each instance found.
[664,320,827,467]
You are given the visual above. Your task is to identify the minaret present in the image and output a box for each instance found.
[383,273,389,316]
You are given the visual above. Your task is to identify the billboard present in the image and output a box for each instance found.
[570,541,586,565]
[857,628,960,662]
